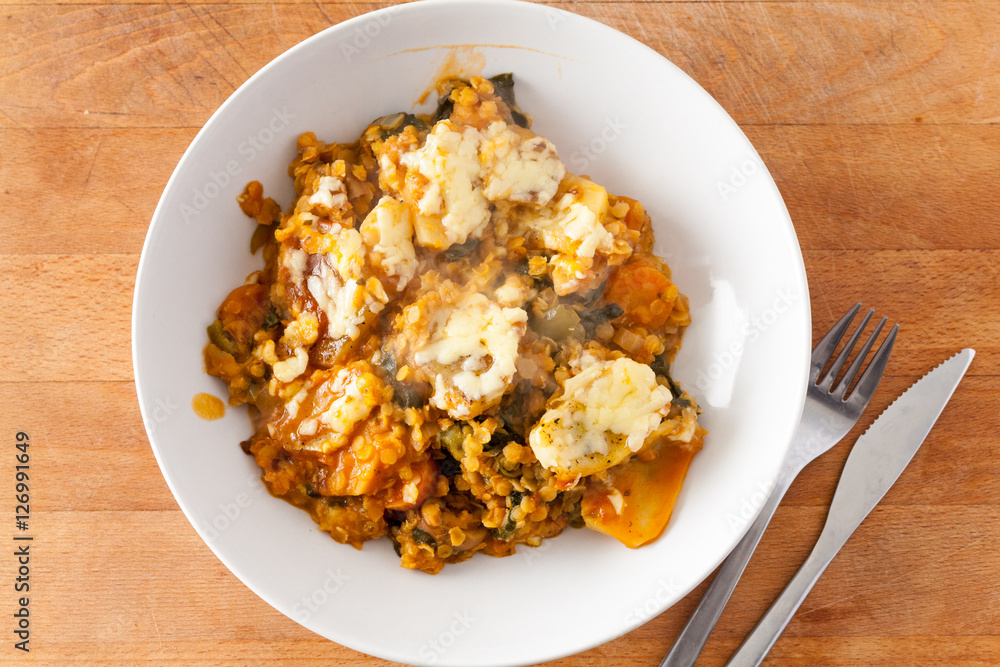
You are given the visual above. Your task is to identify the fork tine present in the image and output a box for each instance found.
[819,308,874,390]
[847,323,899,407]
[832,315,887,398]
[812,303,861,377]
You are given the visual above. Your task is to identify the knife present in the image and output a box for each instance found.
[725,348,975,667]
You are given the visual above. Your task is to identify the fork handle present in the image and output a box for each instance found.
[724,530,843,667]
[659,469,797,667]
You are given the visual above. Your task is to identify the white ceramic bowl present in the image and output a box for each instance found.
[133,1,811,665]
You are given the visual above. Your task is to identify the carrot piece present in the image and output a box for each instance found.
[581,444,696,548]
[604,256,677,329]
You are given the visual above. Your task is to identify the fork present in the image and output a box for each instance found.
[660,303,898,667]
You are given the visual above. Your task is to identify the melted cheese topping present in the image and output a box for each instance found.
[319,366,376,434]
[306,258,379,340]
[531,195,614,259]
[283,222,387,341]
[280,311,319,350]
[528,357,672,477]
[360,196,418,288]
[493,274,533,308]
[283,247,308,286]
[307,175,348,212]
[328,226,366,282]
[272,347,309,383]
[413,293,527,418]
[400,121,490,247]
[480,122,565,205]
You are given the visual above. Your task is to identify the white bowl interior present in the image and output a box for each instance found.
[133,1,811,665]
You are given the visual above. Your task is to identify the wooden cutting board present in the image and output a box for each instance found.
[1,1,998,664]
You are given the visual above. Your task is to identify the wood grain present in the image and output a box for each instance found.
[750,125,1000,251]
[0,129,181,255]
[1,0,998,665]
[2,3,999,129]
[0,255,136,383]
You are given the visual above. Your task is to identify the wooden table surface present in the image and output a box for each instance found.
[2,0,998,664]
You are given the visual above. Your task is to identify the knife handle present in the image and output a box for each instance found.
[659,469,797,667]
[724,529,847,667]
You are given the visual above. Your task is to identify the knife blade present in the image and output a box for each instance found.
[725,348,975,667]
